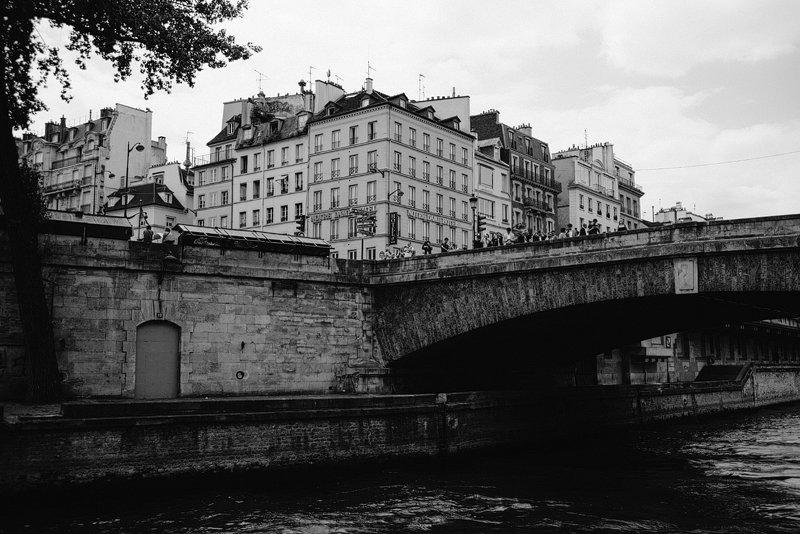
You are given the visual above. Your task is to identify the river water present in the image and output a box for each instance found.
[5,402,800,533]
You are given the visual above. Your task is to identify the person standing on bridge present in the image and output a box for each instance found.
[422,240,433,255]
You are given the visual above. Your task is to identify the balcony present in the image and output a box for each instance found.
[435,207,443,214]
[394,163,402,172]
[449,210,456,217]
[462,185,469,193]
[330,233,339,240]
[423,203,430,211]
[367,194,376,203]
[423,144,430,152]
[331,170,340,178]
[43,178,81,195]
[51,155,82,170]
[331,200,340,208]
[313,203,322,211]
[410,168,416,177]
[193,151,235,167]
[349,198,359,206]
[332,141,341,149]
[349,166,358,176]
[522,196,552,213]
[314,173,323,182]
[314,145,323,153]
[408,200,416,207]
[423,172,430,182]
[618,176,644,193]
[449,180,456,189]
[435,176,443,185]
[349,137,358,145]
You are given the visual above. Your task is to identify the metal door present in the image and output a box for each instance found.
[135,320,180,399]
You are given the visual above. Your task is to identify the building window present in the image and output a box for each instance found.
[367,121,377,141]
[221,166,228,181]
[349,184,358,206]
[280,176,289,194]
[295,143,303,162]
[253,180,260,199]
[579,194,584,209]
[409,156,416,177]
[295,172,303,191]
[408,185,416,207]
[280,205,288,222]
[218,216,225,228]
[394,151,402,172]
[331,130,341,149]
[394,122,402,142]
[423,133,430,152]
[449,143,456,161]
[295,202,303,218]
[166,216,175,228]
[367,181,376,203]
[240,183,247,201]
[198,194,206,209]
[267,150,274,168]
[349,125,358,145]
[331,158,340,178]
[436,138,443,157]
[221,191,229,205]
[314,134,323,153]
[349,154,359,176]
[409,128,417,147]
[266,207,274,223]
[312,221,321,239]
[252,210,260,226]
[267,177,274,196]
[239,211,247,228]
[240,155,248,174]
[313,191,322,211]
[253,152,261,171]
[331,187,340,208]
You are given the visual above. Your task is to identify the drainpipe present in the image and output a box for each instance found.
[230,161,235,226]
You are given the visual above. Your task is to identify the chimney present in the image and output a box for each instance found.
[60,115,66,133]
[184,140,192,169]
[365,77,373,94]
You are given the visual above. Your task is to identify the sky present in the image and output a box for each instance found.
[25,0,800,221]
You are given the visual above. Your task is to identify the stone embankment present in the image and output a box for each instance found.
[2,363,799,495]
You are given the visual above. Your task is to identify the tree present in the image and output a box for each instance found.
[0,0,261,403]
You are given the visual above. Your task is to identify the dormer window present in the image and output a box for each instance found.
[327,107,336,116]
[427,110,434,119]
[361,97,370,108]
[227,122,235,135]
[399,99,406,109]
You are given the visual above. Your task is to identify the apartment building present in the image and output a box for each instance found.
[474,138,512,235]
[18,104,164,215]
[552,142,629,233]
[307,78,475,259]
[193,90,312,232]
[471,110,559,234]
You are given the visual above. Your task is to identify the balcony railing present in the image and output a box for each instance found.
[314,173,323,182]
[193,151,235,166]
[422,203,430,211]
[423,172,430,182]
[449,180,456,189]
[43,178,81,194]
[313,203,322,211]
[367,194,376,203]
[331,170,340,178]
[51,155,82,170]
[349,166,358,176]
[349,137,358,145]
[349,198,359,206]
[331,200,340,208]
[618,176,643,193]
[522,196,552,212]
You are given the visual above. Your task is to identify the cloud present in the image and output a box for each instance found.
[599,0,800,77]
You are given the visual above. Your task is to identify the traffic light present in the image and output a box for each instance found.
[477,214,487,234]
[295,214,306,235]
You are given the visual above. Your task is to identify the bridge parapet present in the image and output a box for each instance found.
[365,214,800,283]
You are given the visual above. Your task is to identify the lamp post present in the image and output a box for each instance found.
[469,193,478,248]
[123,141,145,219]
[372,167,404,248]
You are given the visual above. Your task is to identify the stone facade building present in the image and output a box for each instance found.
[552,142,632,233]
[18,104,165,215]
[470,110,559,235]
[307,78,475,258]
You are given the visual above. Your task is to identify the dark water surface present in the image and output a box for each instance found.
[5,403,800,533]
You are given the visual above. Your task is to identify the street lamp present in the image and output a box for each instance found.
[123,141,145,219]
[469,193,479,248]
[372,166,404,247]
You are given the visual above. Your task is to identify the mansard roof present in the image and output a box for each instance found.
[311,87,471,137]
[106,182,185,212]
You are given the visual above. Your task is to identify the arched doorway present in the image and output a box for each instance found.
[135,320,180,399]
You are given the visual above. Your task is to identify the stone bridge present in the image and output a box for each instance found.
[1,214,799,398]
[364,215,800,381]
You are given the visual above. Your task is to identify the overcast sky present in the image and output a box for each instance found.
[27,0,800,220]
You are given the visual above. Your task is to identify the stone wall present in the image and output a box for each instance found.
[3,367,799,495]
[0,231,377,399]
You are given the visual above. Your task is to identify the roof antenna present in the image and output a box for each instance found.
[584,129,588,149]
[254,69,268,92]
[308,66,316,92]
[367,60,376,79]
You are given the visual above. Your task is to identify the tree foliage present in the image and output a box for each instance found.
[4,0,261,130]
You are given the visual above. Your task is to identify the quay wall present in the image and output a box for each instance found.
[2,365,799,495]
[0,232,377,400]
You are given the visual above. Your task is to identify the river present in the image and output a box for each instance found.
[4,402,800,533]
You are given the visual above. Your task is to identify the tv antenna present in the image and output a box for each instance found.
[335,73,344,85]
[308,66,316,87]
[254,69,268,92]
[418,73,425,100]
[367,61,376,78]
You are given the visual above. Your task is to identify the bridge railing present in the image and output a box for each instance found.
[357,213,800,276]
